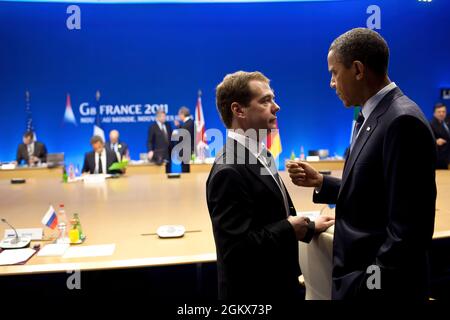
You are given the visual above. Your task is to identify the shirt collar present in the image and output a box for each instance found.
[227,130,266,159]
[362,82,397,120]
[184,116,192,122]
[96,148,106,157]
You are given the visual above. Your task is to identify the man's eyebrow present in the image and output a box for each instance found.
[259,92,275,100]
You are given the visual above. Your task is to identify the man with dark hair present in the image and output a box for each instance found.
[207,70,334,300]
[15,131,47,165]
[147,110,172,172]
[288,28,436,300]
[430,103,450,169]
[82,135,119,174]
[174,106,194,172]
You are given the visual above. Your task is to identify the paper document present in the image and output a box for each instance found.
[0,248,36,266]
[37,244,70,257]
[297,211,321,221]
[62,244,116,259]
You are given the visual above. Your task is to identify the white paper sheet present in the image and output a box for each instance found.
[37,244,70,257]
[297,210,321,221]
[62,244,116,259]
[0,248,36,265]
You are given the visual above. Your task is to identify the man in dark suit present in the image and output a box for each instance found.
[288,28,436,300]
[430,103,450,169]
[16,131,48,165]
[82,135,119,174]
[147,110,172,172]
[106,129,129,162]
[174,106,194,173]
[207,71,334,300]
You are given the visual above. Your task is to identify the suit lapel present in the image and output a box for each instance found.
[224,138,285,206]
[339,87,404,199]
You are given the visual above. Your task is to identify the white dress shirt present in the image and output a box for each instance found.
[227,130,291,216]
[356,82,397,140]
[110,143,121,161]
[95,149,107,174]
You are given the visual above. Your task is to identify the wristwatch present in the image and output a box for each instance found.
[303,217,315,243]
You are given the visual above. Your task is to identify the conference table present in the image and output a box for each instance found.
[1,161,449,277]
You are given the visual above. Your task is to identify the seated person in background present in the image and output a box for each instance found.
[147,110,172,171]
[430,102,450,169]
[16,131,47,165]
[82,135,119,174]
[106,129,129,161]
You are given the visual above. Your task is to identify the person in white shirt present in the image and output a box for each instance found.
[147,110,172,171]
[107,129,129,162]
[82,135,119,174]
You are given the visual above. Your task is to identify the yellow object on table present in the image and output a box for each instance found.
[69,228,80,244]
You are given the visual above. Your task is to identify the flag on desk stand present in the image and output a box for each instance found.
[63,93,77,126]
[195,90,208,161]
[25,90,37,141]
[267,120,282,160]
[93,90,105,142]
[41,205,58,229]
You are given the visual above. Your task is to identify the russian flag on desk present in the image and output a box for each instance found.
[41,206,58,229]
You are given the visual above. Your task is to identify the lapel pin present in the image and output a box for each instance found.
[366,126,371,132]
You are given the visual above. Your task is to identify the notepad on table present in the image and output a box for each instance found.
[0,248,36,265]
[62,244,116,259]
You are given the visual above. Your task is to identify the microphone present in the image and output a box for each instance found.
[0,218,31,249]
[1,218,20,244]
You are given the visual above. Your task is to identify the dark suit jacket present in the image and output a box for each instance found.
[81,149,119,174]
[147,122,172,164]
[430,117,450,169]
[178,118,195,155]
[206,138,308,300]
[16,141,48,164]
[313,87,436,300]
[106,141,129,160]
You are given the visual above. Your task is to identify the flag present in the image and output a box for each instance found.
[63,93,77,126]
[25,90,37,140]
[267,121,282,159]
[93,90,105,141]
[194,90,207,159]
[41,205,58,229]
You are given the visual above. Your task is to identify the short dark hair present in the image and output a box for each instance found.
[178,106,190,117]
[90,135,104,145]
[23,131,34,139]
[434,102,446,112]
[216,71,270,128]
[329,28,389,76]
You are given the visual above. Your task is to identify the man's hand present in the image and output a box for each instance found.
[314,215,335,234]
[437,138,447,146]
[147,151,154,161]
[286,160,324,188]
[287,216,310,241]
[174,120,180,127]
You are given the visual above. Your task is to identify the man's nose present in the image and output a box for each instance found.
[330,79,336,89]
[273,102,280,113]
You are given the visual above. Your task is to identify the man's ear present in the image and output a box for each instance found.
[231,102,246,119]
[353,60,365,81]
